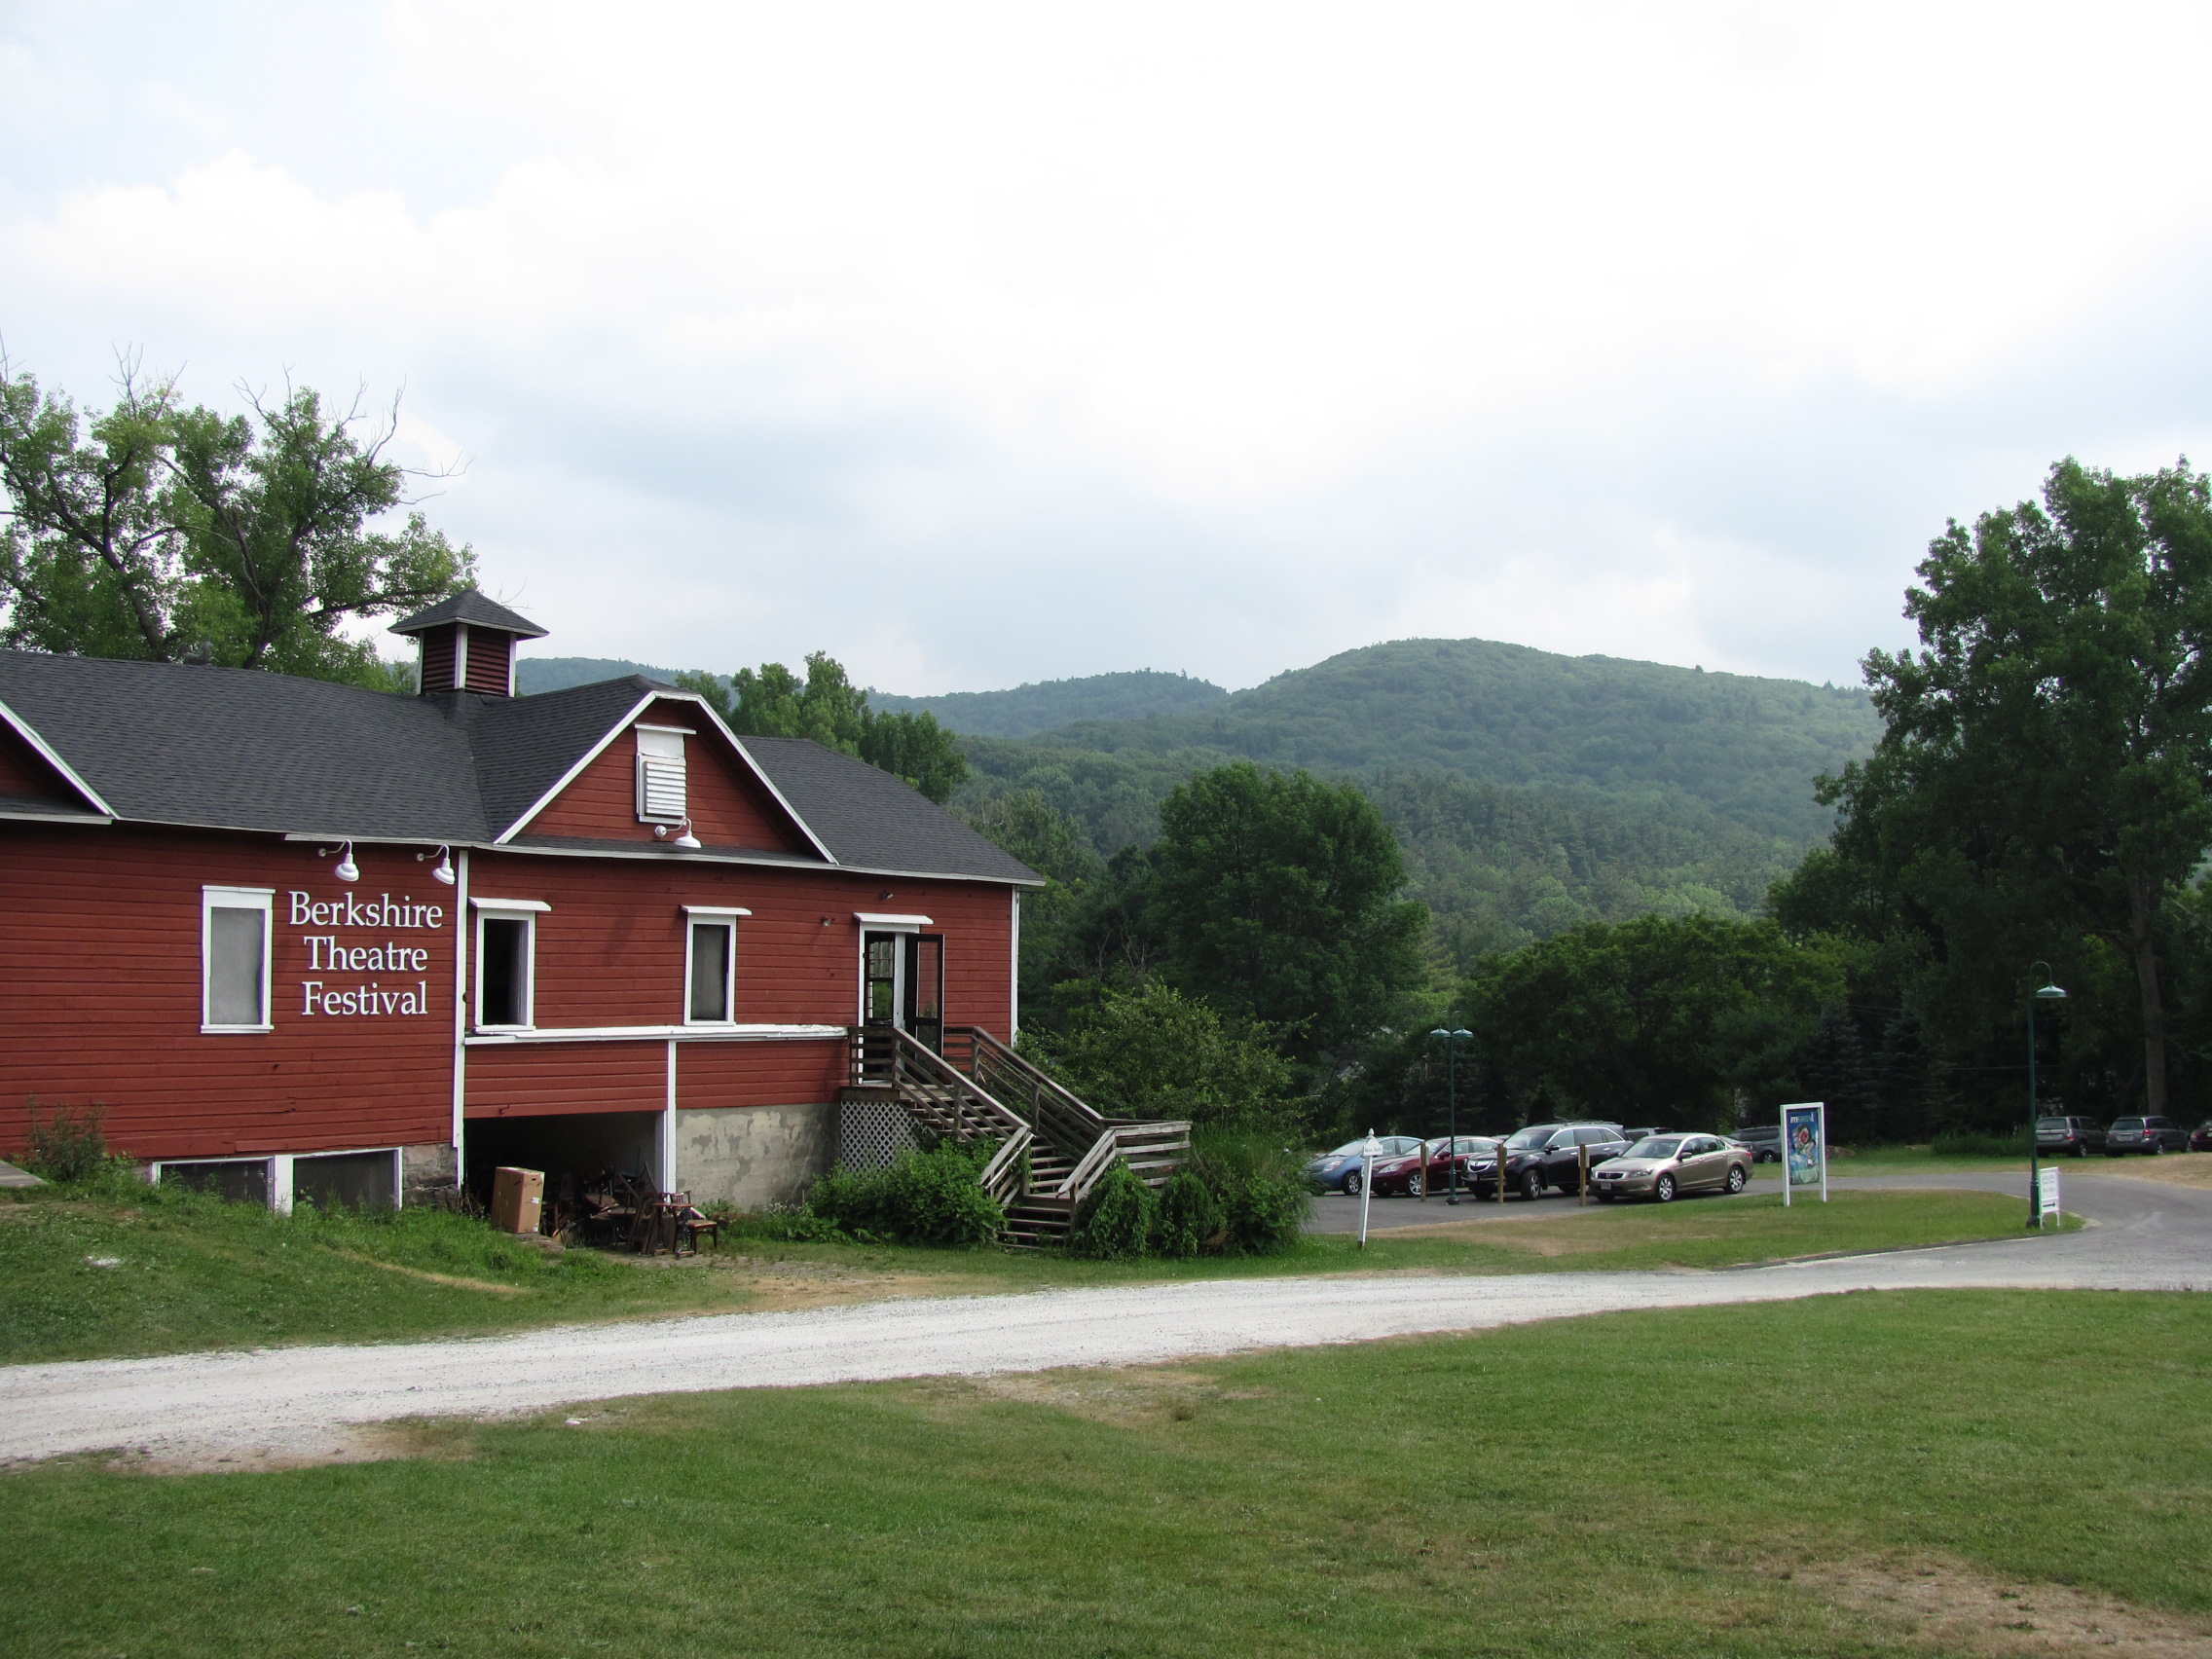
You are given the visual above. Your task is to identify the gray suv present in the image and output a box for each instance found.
[2106,1116,2190,1155]
[2035,1116,2107,1157]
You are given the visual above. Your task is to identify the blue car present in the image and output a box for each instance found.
[1306,1136,1424,1195]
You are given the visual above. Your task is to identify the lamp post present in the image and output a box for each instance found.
[2027,962,2066,1231]
[1428,1026,1474,1204]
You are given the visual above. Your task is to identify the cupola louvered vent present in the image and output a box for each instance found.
[635,726,688,823]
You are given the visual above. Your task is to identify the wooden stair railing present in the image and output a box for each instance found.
[848,1024,1194,1234]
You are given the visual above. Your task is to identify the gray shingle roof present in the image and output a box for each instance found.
[738,735,1039,884]
[388,588,549,639]
[0,653,1037,884]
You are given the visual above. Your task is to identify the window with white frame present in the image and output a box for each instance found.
[636,725,689,823]
[472,899,547,1029]
[682,905,750,1023]
[202,885,274,1032]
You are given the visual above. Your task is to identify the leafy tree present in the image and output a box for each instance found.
[1820,459,2212,1117]
[966,791,1101,1027]
[1469,913,1843,1128]
[681,651,967,802]
[1148,762,1426,1061]
[0,361,472,685]
[1027,980,1296,1128]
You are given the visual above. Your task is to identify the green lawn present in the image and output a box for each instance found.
[1,1291,2203,1657]
[0,1180,2064,1366]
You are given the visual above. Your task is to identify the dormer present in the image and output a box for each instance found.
[388,588,549,697]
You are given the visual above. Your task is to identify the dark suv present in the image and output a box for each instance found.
[2106,1116,2190,1155]
[2035,1116,2107,1158]
[1463,1122,1632,1199]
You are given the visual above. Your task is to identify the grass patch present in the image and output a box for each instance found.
[0,1290,2203,1656]
[1,1182,2062,1366]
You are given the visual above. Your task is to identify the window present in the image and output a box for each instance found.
[202,885,273,1032]
[472,899,546,1029]
[158,1158,271,1204]
[636,725,689,823]
[294,1149,399,1210]
[682,905,748,1023]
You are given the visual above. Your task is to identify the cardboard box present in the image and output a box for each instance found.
[491,1166,544,1235]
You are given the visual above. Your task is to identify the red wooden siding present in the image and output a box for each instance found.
[522,698,810,853]
[465,629,513,694]
[0,827,457,1161]
[0,817,1014,1161]
[678,1038,844,1109]
[466,852,1014,1035]
[464,1041,663,1119]
[0,721,90,804]
[420,627,458,692]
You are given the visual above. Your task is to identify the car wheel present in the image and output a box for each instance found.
[2075,1146,2086,1158]
[1654,1173,1677,1203]
[2153,1141,2165,1156]
[1405,1171,1423,1198]
[1520,1169,1544,1201]
[1344,1169,1362,1196]
[1725,1164,1747,1195]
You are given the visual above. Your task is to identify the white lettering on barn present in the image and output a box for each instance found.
[289,891,443,1018]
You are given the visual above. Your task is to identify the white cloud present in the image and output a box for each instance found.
[6,0,2212,689]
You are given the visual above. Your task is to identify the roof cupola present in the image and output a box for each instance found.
[388,588,548,697]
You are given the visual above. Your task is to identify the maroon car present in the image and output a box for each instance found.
[1368,1135,1500,1198]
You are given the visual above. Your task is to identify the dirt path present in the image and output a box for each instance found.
[4,1207,2204,1467]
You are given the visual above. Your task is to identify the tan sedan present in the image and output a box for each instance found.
[1590,1133,1751,1202]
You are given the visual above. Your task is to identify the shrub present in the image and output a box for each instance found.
[1154,1169,1225,1259]
[18,1098,127,1185]
[1069,1163,1158,1260]
[804,1142,1006,1247]
[1192,1128,1311,1256]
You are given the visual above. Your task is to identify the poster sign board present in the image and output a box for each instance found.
[1782,1102,1826,1205]
[2037,1165,2061,1228]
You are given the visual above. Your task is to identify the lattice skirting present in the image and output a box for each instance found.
[838,1099,920,1171]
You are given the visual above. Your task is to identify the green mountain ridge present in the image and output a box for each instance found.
[866,669,1228,736]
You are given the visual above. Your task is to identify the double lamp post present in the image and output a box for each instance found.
[1429,1025,1473,1204]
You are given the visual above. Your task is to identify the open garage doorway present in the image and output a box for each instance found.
[463,1110,663,1232]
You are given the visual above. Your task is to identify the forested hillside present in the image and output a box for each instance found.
[1012,638,1876,841]
[952,639,1870,970]
[868,669,1226,737]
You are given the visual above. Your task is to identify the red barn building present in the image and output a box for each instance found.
[0,591,1046,1212]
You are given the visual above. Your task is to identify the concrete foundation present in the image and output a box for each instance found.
[401,1141,457,1203]
[675,1102,837,1209]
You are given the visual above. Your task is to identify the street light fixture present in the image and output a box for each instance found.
[2027,962,2066,1231]
[1428,1026,1474,1205]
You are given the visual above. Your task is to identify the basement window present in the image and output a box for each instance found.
[202,885,274,1033]
[636,725,690,824]
[682,905,750,1024]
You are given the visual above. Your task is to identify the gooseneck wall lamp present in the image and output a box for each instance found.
[2027,962,2067,1231]
[316,840,360,883]
[654,817,703,851]
[418,845,458,886]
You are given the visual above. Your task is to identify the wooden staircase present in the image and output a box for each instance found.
[841,1024,1190,1248]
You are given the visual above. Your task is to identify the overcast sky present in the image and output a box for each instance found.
[5,2,2210,694]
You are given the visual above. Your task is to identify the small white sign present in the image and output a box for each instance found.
[2038,1166,2061,1225]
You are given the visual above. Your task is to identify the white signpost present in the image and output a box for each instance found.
[1358,1132,1382,1249]
[1781,1101,1827,1206]
[2037,1165,2062,1228]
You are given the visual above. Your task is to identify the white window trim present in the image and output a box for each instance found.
[472,903,540,1031]
[202,884,275,1033]
[682,912,740,1026]
[853,911,933,931]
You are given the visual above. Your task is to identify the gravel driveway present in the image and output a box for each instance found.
[3,1170,2204,1467]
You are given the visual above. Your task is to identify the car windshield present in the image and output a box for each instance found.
[1324,1142,1370,1158]
[2037,1118,2072,1129]
[1504,1126,1556,1151]
[2112,1119,2145,1129]
[1628,1137,1684,1159]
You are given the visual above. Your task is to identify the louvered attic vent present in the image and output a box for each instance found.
[635,726,689,823]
